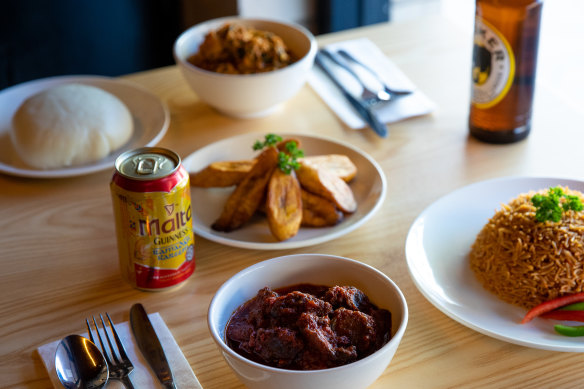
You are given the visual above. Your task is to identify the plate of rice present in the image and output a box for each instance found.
[405,176,584,352]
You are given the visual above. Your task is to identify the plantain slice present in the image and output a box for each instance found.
[190,138,300,188]
[300,154,357,182]
[211,147,278,232]
[190,160,255,187]
[300,189,343,227]
[296,162,357,213]
[266,169,303,241]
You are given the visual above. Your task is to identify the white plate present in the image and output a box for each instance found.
[183,133,386,250]
[0,75,169,178]
[406,176,584,352]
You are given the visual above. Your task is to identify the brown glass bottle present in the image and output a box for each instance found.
[469,0,543,143]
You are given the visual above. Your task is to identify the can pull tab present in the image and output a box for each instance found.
[135,155,168,175]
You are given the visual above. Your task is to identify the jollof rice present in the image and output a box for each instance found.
[469,187,584,309]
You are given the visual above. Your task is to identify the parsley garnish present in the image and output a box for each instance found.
[531,187,584,222]
[253,134,304,174]
[253,133,282,150]
[278,141,304,174]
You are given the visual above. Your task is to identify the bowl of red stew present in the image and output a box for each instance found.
[207,254,408,389]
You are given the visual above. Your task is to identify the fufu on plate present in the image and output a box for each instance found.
[11,83,133,169]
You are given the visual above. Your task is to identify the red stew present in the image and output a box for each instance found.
[225,284,392,370]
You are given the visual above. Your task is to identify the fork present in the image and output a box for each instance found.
[319,49,390,106]
[337,49,414,96]
[86,313,135,389]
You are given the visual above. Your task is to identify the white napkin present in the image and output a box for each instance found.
[308,38,436,129]
[38,312,202,389]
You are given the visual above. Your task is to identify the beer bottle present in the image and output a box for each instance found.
[469,0,543,143]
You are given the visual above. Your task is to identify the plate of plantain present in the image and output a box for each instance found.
[183,133,386,249]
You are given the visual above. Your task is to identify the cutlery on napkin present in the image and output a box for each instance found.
[315,51,388,137]
[308,38,436,130]
[38,312,202,389]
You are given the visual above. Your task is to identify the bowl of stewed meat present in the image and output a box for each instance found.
[173,17,316,118]
[207,254,408,389]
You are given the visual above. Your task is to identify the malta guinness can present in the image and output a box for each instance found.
[110,147,195,291]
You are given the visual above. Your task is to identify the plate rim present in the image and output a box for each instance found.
[183,132,387,250]
[405,175,584,352]
[0,75,169,178]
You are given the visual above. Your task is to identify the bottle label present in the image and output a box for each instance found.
[471,18,515,109]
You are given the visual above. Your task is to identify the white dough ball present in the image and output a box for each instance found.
[10,83,134,169]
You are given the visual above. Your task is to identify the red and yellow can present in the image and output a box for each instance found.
[110,147,195,291]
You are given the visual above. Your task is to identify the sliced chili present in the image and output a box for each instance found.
[554,324,584,337]
[541,310,584,322]
[520,292,584,324]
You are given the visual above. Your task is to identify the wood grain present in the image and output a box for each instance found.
[2,14,584,389]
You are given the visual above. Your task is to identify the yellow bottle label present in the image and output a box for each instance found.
[471,18,515,109]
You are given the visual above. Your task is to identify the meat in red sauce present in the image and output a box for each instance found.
[226,284,392,370]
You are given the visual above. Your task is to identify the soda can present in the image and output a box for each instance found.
[110,147,195,291]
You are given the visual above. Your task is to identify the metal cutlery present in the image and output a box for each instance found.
[337,49,413,96]
[55,334,109,389]
[130,303,177,389]
[320,49,390,104]
[86,313,135,389]
[315,51,388,138]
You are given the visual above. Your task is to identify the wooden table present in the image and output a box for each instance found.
[3,12,584,389]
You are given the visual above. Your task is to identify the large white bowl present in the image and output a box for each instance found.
[207,254,408,389]
[173,17,317,118]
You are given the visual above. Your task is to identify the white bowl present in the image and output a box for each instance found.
[173,17,317,118]
[207,254,408,389]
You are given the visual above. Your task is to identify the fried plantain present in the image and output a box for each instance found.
[266,169,303,241]
[211,147,278,232]
[190,160,255,187]
[296,162,357,213]
[300,189,343,227]
[300,154,357,182]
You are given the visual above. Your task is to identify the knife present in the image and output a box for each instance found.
[314,51,388,138]
[337,49,413,96]
[320,48,391,102]
[130,303,177,389]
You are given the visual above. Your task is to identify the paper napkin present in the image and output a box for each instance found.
[38,312,202,389]
[308,38,436,129]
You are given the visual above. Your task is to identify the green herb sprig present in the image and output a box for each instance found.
[253,133,304,174]
[278,140,304,174]
[531,187,584,222]
[253,133,282,150]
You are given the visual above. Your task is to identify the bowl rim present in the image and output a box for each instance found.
[173,16,317,79]
[207,253,409,375]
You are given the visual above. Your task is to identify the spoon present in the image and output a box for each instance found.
[55,334,109,389]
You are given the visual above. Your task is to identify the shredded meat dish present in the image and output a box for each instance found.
[226,284,392,370]
[187,23,296,74]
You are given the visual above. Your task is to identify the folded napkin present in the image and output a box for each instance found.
[38,312,202,389]
[308,38,436,129]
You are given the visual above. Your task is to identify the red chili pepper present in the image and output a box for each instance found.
[540,310,584,322]
[520,292,584,324]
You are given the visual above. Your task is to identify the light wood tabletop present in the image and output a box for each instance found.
[2,11,584,389]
